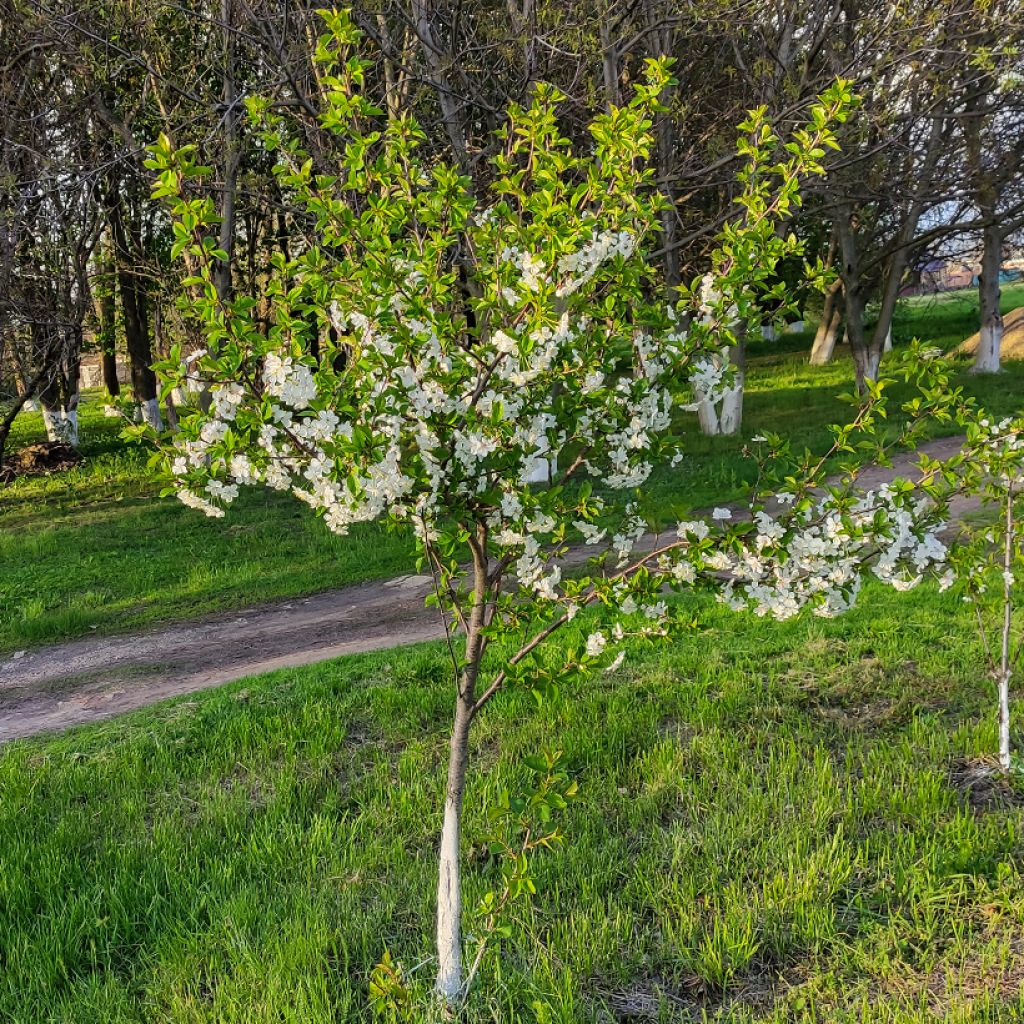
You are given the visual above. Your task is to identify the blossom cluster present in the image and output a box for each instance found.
[150,44,892,685]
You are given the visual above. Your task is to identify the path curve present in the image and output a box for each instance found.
[0,435,969,744]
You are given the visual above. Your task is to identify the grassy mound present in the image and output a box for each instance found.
[957,306,1024,360]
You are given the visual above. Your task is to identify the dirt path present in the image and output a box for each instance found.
[0,435,970,744]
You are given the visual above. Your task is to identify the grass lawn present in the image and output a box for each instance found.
[2,284,1023,653]
[3,581,1024,1022]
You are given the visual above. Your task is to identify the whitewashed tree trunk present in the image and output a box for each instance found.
[24,398,39,412]
[867,350,881,381]
[717,379,744,435]
[63,407,79,447]
[697,342,745,436]
[40,392,79,446]
[525,453,557,485]
[761,324,777,342]
[810,306,841,366]
[975,323,1004,374]
[435,706,471,1003]
[882,326,892,353]
[41,406,63,442]
[696,391,721,435]
[139,397,164,431]
[999,493,1014,773]
[974,223,1004,374]
[434,539,489,1006]
[999,670,1012,773]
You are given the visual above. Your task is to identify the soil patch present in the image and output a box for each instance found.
[0,441,82,482]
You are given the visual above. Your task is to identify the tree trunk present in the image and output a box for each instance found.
[94,234,120,398]
[975,222,1004,373]
[718,341,745,436]
[412,0,470,172]
[999,670,1012,773]
[836,211,874,394]
[851,341,880,396]
[697,341,745,436]
[525,454,557,485]
[107,187,161,427]
[102,350,120,398]
[214,0,239,304]
[643,0,678,296]
[435,694,474,1003]
[433,531,489,1004]
[810,281,842,365]
[999,493,1014,774]
[35,324,81,446]
[599,16,620,109]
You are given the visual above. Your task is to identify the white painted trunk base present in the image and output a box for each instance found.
[41,407,61,441]
[525,453,557,485]
[64,409,79,447]
[697,382,744,436]
[999,671,1012,773]
[41,406,80,446]
[974,324,1003,374]
[139,398,164,431]
[810,314,841,366]
[435,793,464,1003]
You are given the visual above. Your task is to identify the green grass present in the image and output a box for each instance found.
[2,284,1023,653]
[3,582,1024,1022]
[0,402,415,650]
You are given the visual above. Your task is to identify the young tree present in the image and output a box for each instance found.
[939,416,1024,773]
[146,13,953,1005]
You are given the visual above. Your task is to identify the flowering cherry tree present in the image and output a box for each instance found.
[142,11,956,1005]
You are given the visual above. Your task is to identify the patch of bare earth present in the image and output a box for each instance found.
[948,756,1024,811]
[595,964,792,1022]
[923,930,1024,1014]
[0,441,81,482]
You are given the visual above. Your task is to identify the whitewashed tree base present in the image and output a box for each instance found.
[139,398,164,431]
[41,404,80,446]
[973,324,1003,373]
[524,454,557,485]
[697,383,743,436]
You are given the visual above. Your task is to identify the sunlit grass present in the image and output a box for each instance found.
[2,582,1023,1021]
[1,286,1022,652]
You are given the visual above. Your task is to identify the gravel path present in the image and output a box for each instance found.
[0,435,970,744]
